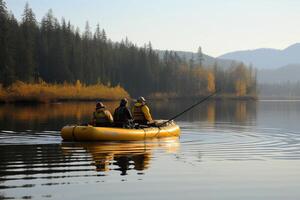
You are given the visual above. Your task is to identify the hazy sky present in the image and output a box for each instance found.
[6,0,300,57]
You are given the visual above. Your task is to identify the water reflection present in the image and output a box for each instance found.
[0,102,118,131]
[206,101,216,123]
[0,100,257,131]
[1,100,300,200]
[61,138,179,175]
[0,138,179,199]
[0,138,179,179]
[235,101,247,122]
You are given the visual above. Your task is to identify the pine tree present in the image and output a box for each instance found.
[5,12,19,84]
[17,2,38,82]
[197,46,204,67]
[0,0,11,85]
[0,0,257,98]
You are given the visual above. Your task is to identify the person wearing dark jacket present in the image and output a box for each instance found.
[113,98,133,127]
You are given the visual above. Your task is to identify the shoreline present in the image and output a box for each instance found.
[0,95,257,104]
[5,95,300,104]
[259,96,300,100]
[147,94,258,101]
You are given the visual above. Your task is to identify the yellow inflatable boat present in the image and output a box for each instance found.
[61,121,180,141]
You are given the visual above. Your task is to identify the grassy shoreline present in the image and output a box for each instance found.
[0,81,258,104]
[0,81,130,103]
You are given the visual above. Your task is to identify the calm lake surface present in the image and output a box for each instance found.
[0,100,300,200]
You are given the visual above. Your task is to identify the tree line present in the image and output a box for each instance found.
[259,82,300,98]
[0,0,256,98]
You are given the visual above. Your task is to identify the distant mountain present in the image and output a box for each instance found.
[157,44,300,84]
[258,64,300,84]
[156,50,237,68]
[219,43,300,69]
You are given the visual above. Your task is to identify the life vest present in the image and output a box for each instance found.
[94,109,110,124]
[133,104,146,122]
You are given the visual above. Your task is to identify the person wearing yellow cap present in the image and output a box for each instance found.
[132,96,153,125]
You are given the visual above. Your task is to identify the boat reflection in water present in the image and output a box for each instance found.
[61,137,180,176]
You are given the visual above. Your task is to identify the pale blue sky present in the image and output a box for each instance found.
[5,0,300,57]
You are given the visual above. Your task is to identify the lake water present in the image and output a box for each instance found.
[0,100,300,200]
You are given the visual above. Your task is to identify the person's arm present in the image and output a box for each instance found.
[141,105,153,121]
[106,110,114,123]
[126,107,133,119]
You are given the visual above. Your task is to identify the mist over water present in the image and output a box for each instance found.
[0,100,300,199]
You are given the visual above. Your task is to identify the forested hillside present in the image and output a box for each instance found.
[0,0,256,98]
[156,49,235,69]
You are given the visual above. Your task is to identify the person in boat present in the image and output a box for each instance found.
[132,96,153,125]
[92,102,113,127]
[113,98,133,128]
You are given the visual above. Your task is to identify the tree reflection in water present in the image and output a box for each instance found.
[0,100,256,131]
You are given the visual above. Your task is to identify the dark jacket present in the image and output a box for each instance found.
[113,106,133,127]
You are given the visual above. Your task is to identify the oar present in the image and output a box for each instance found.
[158,90,219,127]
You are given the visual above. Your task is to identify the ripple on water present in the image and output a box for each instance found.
[0,138,179,199]
[0,121,300,199]
[178,121,300,161]
[0,143,101,195]
[0,130,61,145]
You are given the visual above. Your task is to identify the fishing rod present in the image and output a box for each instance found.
[158,90,219,127]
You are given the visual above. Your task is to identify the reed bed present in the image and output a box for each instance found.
[0,81,130,103]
